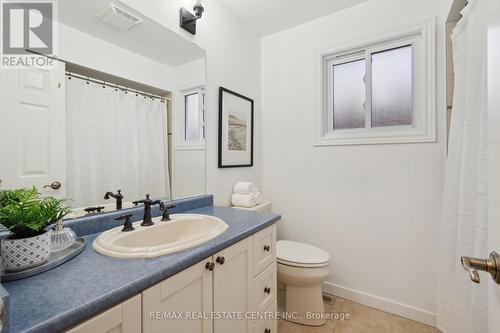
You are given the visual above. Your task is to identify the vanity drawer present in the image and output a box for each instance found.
[254,262,277,314]
[254,300,278,333]
[253,224,276,276]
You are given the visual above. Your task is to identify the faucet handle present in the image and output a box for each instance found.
[84,206,105,214]
[161,204,176,221]
[116,213,134,232]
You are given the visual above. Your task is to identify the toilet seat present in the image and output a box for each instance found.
[278,258,329,268]
[277,240,330,268]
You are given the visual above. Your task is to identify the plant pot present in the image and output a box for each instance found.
[1,231,51,272]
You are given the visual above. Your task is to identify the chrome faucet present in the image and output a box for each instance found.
[104,190,124,210]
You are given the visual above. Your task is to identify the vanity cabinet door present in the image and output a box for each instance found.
[213,238,254,333]
[254,300,278,333]
[66,294,141,333]
[142,258,213,333]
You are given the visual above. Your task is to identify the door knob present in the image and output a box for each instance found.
[43,181,62,190]
[461,251,500,284]
[205,262,215,271]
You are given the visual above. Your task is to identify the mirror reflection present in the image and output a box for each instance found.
[0,1,206,217]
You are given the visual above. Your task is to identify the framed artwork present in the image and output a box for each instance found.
[218,87,254,168]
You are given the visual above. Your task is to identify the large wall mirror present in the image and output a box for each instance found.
[0,1,206,217]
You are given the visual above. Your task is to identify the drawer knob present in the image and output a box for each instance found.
[264,286,271,294]
[264,329,271,333]
[216,256,225,265]
[205,262,215,271]
[264,245,270,252]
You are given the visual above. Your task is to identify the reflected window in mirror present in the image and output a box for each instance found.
[177,87,205,149]
[185,92,204,141]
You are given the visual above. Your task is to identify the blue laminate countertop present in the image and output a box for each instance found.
[3,205,281,333]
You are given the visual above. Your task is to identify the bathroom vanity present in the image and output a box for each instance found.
[68,225,277,333]
[2,195,281,333]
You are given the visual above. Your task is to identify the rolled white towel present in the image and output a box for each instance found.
[231,192,262,208]
[233,182,258,194]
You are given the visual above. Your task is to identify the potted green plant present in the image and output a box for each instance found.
[0,187,71,271]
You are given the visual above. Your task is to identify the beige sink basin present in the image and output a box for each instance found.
[92,214,228,259]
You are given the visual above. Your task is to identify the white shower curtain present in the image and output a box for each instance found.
[65,77,170,208]
[436,0,488,332]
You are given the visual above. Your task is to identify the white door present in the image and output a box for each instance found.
[0,64,66,197]
[488,0,500,331]
[142,258,213,333]
[213,238,254,333]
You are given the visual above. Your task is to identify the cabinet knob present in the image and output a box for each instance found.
[216,256,225,265]
[205,262,215,271]
[263,245,270,252]
[264,329,271,333]
[264,286,271,294]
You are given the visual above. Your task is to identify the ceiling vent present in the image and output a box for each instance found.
[98,5,143,31]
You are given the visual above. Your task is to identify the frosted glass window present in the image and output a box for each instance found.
[185,93,201,141]
[371,45,413,127]
[332,59,366,130]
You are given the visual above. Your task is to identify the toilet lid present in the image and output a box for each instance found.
[276,240,330,266]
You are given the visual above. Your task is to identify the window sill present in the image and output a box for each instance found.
[314,129,436,146]
[173,142,205,151]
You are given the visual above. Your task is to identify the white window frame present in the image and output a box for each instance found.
[315,19,436,146]
[173,86,205,150]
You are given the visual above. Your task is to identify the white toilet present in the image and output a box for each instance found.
[231,202,330,326]
[277,240,330,326]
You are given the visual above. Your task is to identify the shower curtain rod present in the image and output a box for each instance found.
[65,72,170,102]
[25,49,171,102]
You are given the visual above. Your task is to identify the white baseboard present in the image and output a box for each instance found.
[322,281,436,327]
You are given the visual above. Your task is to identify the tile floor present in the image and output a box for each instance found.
[277,290,441,333]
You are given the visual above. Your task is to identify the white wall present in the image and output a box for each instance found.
[261,0,447,325]
[59,23,175,91]
[121,0,262,206]
[172,58,206,198]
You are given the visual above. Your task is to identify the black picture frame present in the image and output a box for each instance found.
[218,87,254,168]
